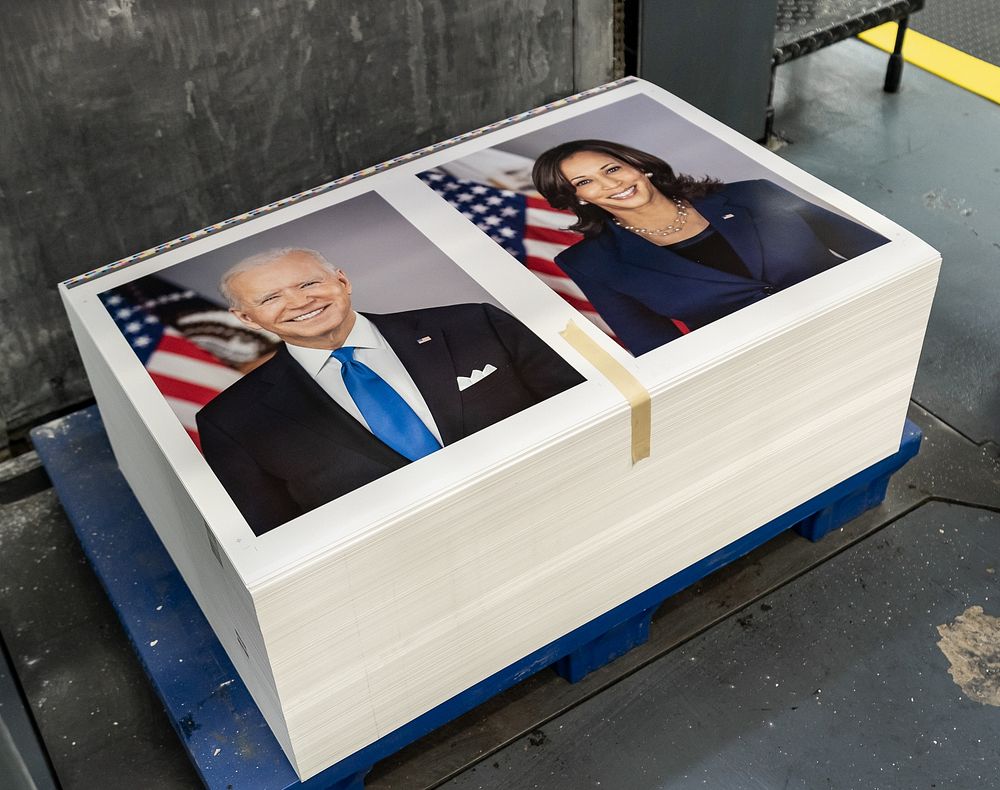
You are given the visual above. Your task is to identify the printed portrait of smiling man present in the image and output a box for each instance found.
[196,247,583,535]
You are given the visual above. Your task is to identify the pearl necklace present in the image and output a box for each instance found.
[613,197,688,236]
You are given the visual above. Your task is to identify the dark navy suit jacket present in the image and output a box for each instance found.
[555,179,889,356]
[197,303,584,535]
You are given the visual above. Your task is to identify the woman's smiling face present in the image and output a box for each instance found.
[558,150,657,212]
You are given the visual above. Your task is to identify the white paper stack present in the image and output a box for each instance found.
[59,79,939,779]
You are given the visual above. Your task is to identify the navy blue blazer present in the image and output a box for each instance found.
[555,179,889,356]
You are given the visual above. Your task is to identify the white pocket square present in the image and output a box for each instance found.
[457,364,497,391]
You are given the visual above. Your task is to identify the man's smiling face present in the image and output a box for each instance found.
[228,251,357,349]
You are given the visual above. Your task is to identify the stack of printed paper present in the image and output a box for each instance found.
[59,78,939,779]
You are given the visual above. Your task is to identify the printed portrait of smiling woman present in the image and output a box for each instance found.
[531,139,889,356]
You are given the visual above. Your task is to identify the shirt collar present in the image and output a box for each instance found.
[284,312,382,378]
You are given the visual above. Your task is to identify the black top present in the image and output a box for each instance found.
[666,226,752,279]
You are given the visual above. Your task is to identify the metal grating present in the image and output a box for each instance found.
[773,0,924,63]
[912,0,1000,66]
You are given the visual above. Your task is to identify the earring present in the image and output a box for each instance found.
[644,171,653,177]
[578,199,586,205]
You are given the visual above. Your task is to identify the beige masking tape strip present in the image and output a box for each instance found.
[560,320,651,463]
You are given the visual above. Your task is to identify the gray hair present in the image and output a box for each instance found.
[219,247,338,308]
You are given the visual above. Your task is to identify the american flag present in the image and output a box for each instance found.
[418,168,616,336]
[101,282,244,449]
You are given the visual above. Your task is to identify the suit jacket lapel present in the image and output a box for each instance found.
[368,312,465,446]
[260,345,408,467]
[604,219,749,285]
[692,191,765,279]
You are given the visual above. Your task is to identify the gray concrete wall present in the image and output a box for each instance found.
[0,0,613,453]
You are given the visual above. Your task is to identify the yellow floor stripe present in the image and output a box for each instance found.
[859,22,1000,105]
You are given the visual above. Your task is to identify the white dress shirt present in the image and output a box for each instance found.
[284,313,444,445]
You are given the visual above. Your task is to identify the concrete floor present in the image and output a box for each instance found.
[1,37,999,790]
[442,503,1000,790]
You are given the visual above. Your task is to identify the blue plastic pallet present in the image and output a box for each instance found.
[31,408,921,789]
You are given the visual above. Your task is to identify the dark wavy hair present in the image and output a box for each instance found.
[531,139,722,237]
